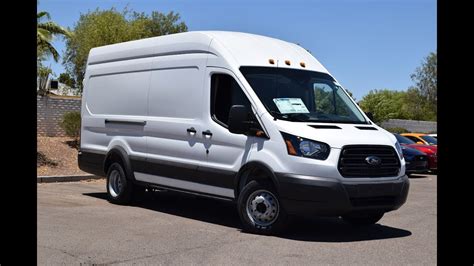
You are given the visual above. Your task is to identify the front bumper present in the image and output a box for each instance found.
[406,160,429,174]
[276,173,410,217]
[427,155,438,170]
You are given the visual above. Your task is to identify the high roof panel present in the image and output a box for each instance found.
[87,31,330,74]
[204,31,328,73]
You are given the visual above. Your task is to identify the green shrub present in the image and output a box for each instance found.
[384,127,410,134]
[60,111,81,141]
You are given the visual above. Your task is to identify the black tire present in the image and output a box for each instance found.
[106,162,134,204]
[237,180,288,235]
[342,212,384,226]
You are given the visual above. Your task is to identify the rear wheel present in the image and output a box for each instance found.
[237,180,288,235]
[342,212,384,226]
[106,162,134,204]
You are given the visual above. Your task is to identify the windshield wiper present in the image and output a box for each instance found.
[268,111,309,122]
[268,110,285,120]
[285,113,311,122]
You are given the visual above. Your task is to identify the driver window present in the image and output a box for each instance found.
[210,73,265,137]
[211,74,251,127]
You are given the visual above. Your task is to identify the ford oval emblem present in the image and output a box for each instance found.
[365,156,382,166]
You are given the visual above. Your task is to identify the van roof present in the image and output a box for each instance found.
[88,31,330,74]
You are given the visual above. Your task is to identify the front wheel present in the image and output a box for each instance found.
[342,212,384,226]
[237,180,288,235]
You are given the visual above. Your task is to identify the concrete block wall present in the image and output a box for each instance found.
[37,96,81,137]
[380,119,437,133]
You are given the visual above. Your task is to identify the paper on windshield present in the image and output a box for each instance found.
[273,98,310,114]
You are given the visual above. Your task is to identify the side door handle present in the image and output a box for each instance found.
[202,130,213,137]
[186,127,197,134]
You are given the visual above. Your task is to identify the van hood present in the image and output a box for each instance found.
[272,120,396,149]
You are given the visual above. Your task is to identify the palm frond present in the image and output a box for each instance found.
[37,40,60,62]
[37,28,53,43]
[37,11,51,21]
[38,22,72,37]
[37,10,73,63]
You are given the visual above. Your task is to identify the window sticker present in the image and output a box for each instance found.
[273,98,310,114]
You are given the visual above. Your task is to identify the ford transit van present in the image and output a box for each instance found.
[78,31,409,234]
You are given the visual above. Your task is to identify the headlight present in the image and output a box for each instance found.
[281,132,330,160]
[395,141,403,160]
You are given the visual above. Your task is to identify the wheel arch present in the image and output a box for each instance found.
[234,161,280,199]
[103,146,135,181]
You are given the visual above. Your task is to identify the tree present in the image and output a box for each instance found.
[402,87,436,121]
[37,10,72,62]
[410,51,437,117]
[358,89,408,123]
[141,11,188,37]
[64,7,188,92]
[58,73,76,88]
[357,51,437,122]
[37,63,53,96]
[358,87,436,122]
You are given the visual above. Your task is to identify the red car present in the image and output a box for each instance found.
[394,133,437,172]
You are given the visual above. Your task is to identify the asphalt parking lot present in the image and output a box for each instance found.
[38,174,436,265]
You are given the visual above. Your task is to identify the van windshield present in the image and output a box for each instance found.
[240,67,368,124]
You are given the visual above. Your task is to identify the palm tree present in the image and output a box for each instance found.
[37,11,72,62]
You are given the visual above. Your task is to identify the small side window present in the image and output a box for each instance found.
[210,73,266,137]
[211,74,251,127]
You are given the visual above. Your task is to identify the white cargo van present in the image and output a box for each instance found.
[79,31,409,234]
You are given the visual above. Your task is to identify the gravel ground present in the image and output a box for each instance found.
[37,137,87,176]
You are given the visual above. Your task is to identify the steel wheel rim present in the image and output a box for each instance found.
[108,169,123,197]
[246,189,280,227]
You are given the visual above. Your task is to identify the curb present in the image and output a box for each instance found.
[37,174,104,183]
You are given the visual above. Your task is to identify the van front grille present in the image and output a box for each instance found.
[338,145,400,178]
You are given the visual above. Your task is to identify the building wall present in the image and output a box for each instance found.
[380,119,437,133]
[37,96,81,137]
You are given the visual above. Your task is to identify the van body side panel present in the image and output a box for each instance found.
[79,57,152,175]
[137,53,214,190]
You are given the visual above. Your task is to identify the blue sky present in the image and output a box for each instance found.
[39,0,436,100]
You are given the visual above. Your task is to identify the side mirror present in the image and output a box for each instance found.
[228,105,249,134]
[417,141,424,145]
[365,112,374,121]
